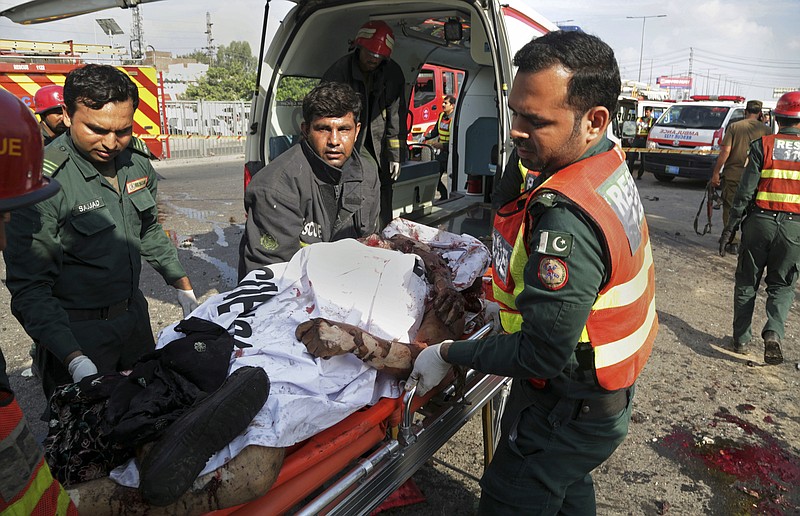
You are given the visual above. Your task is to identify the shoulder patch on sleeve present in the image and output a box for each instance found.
[538,257,569,291]
[535,230,574,258]
[42,146,69,177]
[129,136,157,159]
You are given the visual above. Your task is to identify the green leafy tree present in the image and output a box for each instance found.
[185,41,256,100]
[276,77,319,103]
[178,50,212,65]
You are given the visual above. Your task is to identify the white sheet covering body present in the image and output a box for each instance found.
[112,221,490,486]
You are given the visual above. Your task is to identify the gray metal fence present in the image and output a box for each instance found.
[162,100,250,159]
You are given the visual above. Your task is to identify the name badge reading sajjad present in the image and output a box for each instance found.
[72,198,106,216]
[125,177,148,194]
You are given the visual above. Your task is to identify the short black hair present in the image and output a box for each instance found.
[64,64,139,116]
[514,31,620,120]
[443,94,456,104]
[303,82,362,124]
[775,115,800,128]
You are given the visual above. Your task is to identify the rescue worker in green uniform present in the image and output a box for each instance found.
[3,64,199,401]
[407,31,657,514]
[719,91,800,365]
[0,88,77,516]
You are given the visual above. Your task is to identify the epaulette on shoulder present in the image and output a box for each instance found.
[530,191,558,210]
[42,145,70,177]
[129,136,157,159]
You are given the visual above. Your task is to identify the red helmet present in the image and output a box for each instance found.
[34,84,64,115]
[774,91,800,119]
[0,89,60,212]
[353,21,395,59]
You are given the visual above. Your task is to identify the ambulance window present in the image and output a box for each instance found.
[414,70,436,108]
[276,76,319,105]
[443,72,455,95]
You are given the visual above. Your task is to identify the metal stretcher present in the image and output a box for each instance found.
[208,323,509,515]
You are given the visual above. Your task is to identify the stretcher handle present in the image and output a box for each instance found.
[399,321,494,446]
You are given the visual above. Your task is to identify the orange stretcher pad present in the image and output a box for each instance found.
[206,386,438,515]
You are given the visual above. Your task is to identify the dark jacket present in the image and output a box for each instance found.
[322,52,405,164]
[238,140,380,279]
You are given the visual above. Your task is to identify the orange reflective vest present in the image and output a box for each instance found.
[491,147,657,390]
[0,394,77,516]
[436,111,452,143]
[754,134,800,214]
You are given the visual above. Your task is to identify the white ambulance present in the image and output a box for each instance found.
[246,0,558,216]
[645,95,747,182]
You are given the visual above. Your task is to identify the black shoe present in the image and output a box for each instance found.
[733,340,748,354]
[725,243,739,255]
[763,331,784,365]
[139,366,270,506]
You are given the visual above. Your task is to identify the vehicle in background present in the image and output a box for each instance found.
[0,60,164,158]
[761,99,779,133]
[609,95,637,146]
[408,64,465,142]
[645,95,746,182]
[614,98,672,153]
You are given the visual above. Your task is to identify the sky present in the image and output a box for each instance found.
[1,0,798,101]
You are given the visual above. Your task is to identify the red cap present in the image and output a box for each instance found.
[354,21,394,59]
[775,91,800,119]
[34,84,64,115]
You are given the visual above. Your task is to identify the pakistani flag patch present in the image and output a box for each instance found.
[536,230,573,258]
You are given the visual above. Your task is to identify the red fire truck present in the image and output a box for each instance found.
[0,38,166,158]
[408,64,465,142]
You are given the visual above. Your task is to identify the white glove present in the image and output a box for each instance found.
[176,288,199,317]
[389,161,401,181]
[482,299,502,332]
[405,342,452,396]
[67,355,98,383]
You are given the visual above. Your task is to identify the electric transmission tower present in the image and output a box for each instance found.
[204,12,216,63]
[130,5,144,60]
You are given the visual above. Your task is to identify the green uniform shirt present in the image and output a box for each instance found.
[729,126,800,227]
[3,132,186,363]
[449,138,615,399]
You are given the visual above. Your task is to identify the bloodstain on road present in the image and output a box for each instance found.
[655,410,800,514]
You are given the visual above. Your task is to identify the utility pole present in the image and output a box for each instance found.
[688,47,693,95]
[130,5,144,61]
[205,12,215,63]
[627,14,667,83]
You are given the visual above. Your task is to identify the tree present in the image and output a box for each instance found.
[178,50,211,65]
[184,41,257,101]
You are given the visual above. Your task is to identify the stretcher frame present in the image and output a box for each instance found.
[209,323,509,515]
